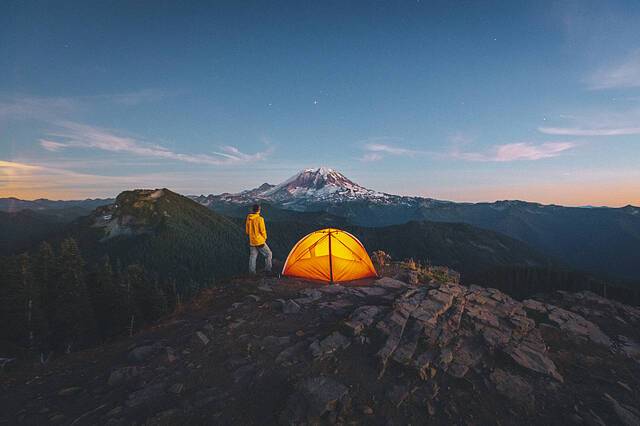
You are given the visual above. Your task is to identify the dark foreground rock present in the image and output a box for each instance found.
[1,266,639,425]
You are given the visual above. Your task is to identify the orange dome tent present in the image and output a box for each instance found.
[282,228,378,283]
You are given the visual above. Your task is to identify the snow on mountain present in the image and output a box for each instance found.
[261,167,389,203]
[191,167,424,207]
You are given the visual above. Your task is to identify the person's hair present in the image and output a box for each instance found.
[252,204,260,213]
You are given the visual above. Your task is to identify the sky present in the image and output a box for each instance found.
[1,0,639,206]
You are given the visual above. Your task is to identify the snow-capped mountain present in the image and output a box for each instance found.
[261,167,390,203]
[192,167,425,208]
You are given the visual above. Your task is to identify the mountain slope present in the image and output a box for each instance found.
[66,189,247,291]
[0,197,114,213]
[0,210,66,255]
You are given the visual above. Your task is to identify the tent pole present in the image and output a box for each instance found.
[328,230,334,284]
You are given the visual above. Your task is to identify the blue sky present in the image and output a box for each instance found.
[1,0,639,205]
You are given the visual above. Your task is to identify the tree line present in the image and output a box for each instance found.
[0,238,181,359]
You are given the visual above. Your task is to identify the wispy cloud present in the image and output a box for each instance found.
[538,105,640,137]
[539,126,640,136]
[0,96,76,121]
[0,90,169,122]
[454,142,577,162]
[93,89,168,106]
[40,139,68,151]
[587,50,640,90]
[41,121,272,166]
[358,138,427,162]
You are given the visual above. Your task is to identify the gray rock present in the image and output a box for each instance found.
[345,305,383,335]
[283,299,301,314]
[233,363,257,385]
[353,286,388,297]
[490,369,535,411]
[546,306,612,347]
[603,393,640,426]
[57,386,82,396]
[128,344,161,363]
[245,294,261,303]
[276,341,308,366]
[318,299,354,313]
[108,366,142,386]
[281,377,350,423]
[310,332,351,358]
[374,277,407,289]
[125,382,165,407]
[169,383,184,394]
[195,331,210,346]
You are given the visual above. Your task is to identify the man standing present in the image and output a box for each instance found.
[245,204,272,274]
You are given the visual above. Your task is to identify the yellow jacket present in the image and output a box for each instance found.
[245,212,267,246]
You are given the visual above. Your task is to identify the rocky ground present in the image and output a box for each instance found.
[1,263,639,425]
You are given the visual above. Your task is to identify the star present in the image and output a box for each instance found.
[313,100,318,105]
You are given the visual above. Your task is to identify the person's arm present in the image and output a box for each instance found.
[245,217,250,235]
[260,217,267,241]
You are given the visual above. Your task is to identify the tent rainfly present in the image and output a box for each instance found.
[281,228,378,283]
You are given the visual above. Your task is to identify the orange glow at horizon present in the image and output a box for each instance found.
[431,182,640,207]
[2,160,638,206]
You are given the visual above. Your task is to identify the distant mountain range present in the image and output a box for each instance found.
[2,167,639,281]
[191,167,640,282]
[1,187,561,292]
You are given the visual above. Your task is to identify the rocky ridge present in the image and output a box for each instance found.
[1,263,639,425]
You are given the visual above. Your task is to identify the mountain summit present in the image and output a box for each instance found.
[194,167,394,208]
[261,167,386,203]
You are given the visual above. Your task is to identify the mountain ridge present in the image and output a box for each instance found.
[193,168,640,282]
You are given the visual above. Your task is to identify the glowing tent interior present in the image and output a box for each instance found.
[282,228,378,283]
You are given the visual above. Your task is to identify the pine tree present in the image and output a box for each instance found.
[89,255,120,340]
[50,238,95,353]
[32,242,56,322]
[0,256,27,347]
[17,253,47,351]
[126,264,167,325]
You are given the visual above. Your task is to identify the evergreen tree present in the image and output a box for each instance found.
[50,238,95,353]
[32,241,55,323]
[17,253,47,351]
[0,256,27,346]
[126,264,167,325]
[89,255,122,340]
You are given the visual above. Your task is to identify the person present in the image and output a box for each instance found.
[245,204,272,274]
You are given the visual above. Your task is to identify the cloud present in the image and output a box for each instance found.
[538,126,640,136]
[587,50,640,90]
[42,121,272,166]
[0,90,169,122]
[0,96,76,121]
[40,139,68,151]
[364,143,416,156]
[359,139,427,162]
[95,89,167,106]
[454,142,577,162]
